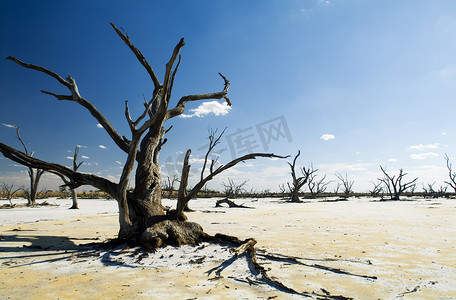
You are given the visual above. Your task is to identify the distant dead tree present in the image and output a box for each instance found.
[68,147,83,209]
[369,180,383,198]
[444,154,456,193]
[379,166,417,200]
[278,183,287,198]
[286,150,315,203]
[8,125,45,206]
[422,182,436,198]
[333,181,341,195]
[307,165,331,199]
[221,178,249,199]
[1,182,22,207]
[52,146,83,209]
[162,175,179,199]
[335,172,354,199]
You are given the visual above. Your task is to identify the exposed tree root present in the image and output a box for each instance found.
[206,233,353,299]
[215,198,253,209]
[85,228,362,299]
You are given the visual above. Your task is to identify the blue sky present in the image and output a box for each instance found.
[1,0,456,193]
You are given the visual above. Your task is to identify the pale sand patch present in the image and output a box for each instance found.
[1,197,455,299]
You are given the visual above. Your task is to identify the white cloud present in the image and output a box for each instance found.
[436,64,456,79]
[99,145,107,149]
[317,0,330,5]
[66,156,73,160]
[96,123,103,128]
[2,123,15,128]
[81,155,89,159]
[180,101,231,118]
[77,145,87,148]
[320,134,335,141]
[115,161,122,165]
[387,158,398,162]
[408,143,439,151]
[410,152,439,160]
[189,158,206,164]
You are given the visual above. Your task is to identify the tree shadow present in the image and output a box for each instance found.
[0,231,99,267]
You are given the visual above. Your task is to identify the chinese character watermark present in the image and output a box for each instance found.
[163,115,293,176]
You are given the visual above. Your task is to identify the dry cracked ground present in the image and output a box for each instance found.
[1,197,455,299]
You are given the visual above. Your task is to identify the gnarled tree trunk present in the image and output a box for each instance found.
[0,23,285,247]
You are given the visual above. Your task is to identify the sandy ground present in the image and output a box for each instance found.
[1,196,455,299]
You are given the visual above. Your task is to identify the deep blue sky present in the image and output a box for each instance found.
[1,0,456,192]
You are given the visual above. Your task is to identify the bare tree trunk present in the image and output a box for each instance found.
[0,23,285,248]
[69,189,78,209]
[286,151,314,203]
[29,169,44,205]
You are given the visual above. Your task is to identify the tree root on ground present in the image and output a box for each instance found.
[215,198,253,209]
[206,233,354,299]
[85,228,372,299]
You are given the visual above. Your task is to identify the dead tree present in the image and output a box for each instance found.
[379,166,417,200]
[422,182,436,198]
[278,183,287,198]
[0,24,284,246]
[1,182,22,207]
[51,146,83,209]
[333,181,341,196]
[221,178,249,198]
[162,175,179,199]
[69,146,83,209]
[369,180,383,198]
[306,165,331,199]
[286,150,315,203]
[8,125,45,206]
[444,154,456,193]
[335,172,354,199]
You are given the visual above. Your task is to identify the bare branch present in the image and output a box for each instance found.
[165,73,231,120]
[6,56,70,88]
[200,128,226,181]
[40,90,73,100]
[163,38,185,102]
[444,153,456,192]
[0,142,117,197]
[110,23,160,88]
[7,57,131,154]
[176,151,288,215]
[73,146,83,171]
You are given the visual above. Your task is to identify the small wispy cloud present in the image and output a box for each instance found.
[81,155,90,159]
[66,156,73,160]
[408,143,439,151]
[2,123,15,128]
[96,124,103,128]
[320,134,335,141]
[189,158,206,164]
[77,145,87,148]
[180,101,231,118]
[410,152,439,160]
[387,158,398,162]
[115,161,122,165]
[99,145,107,149]
[436,64,456,79]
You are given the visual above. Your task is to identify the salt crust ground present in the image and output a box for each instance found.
[1,196,456,299]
